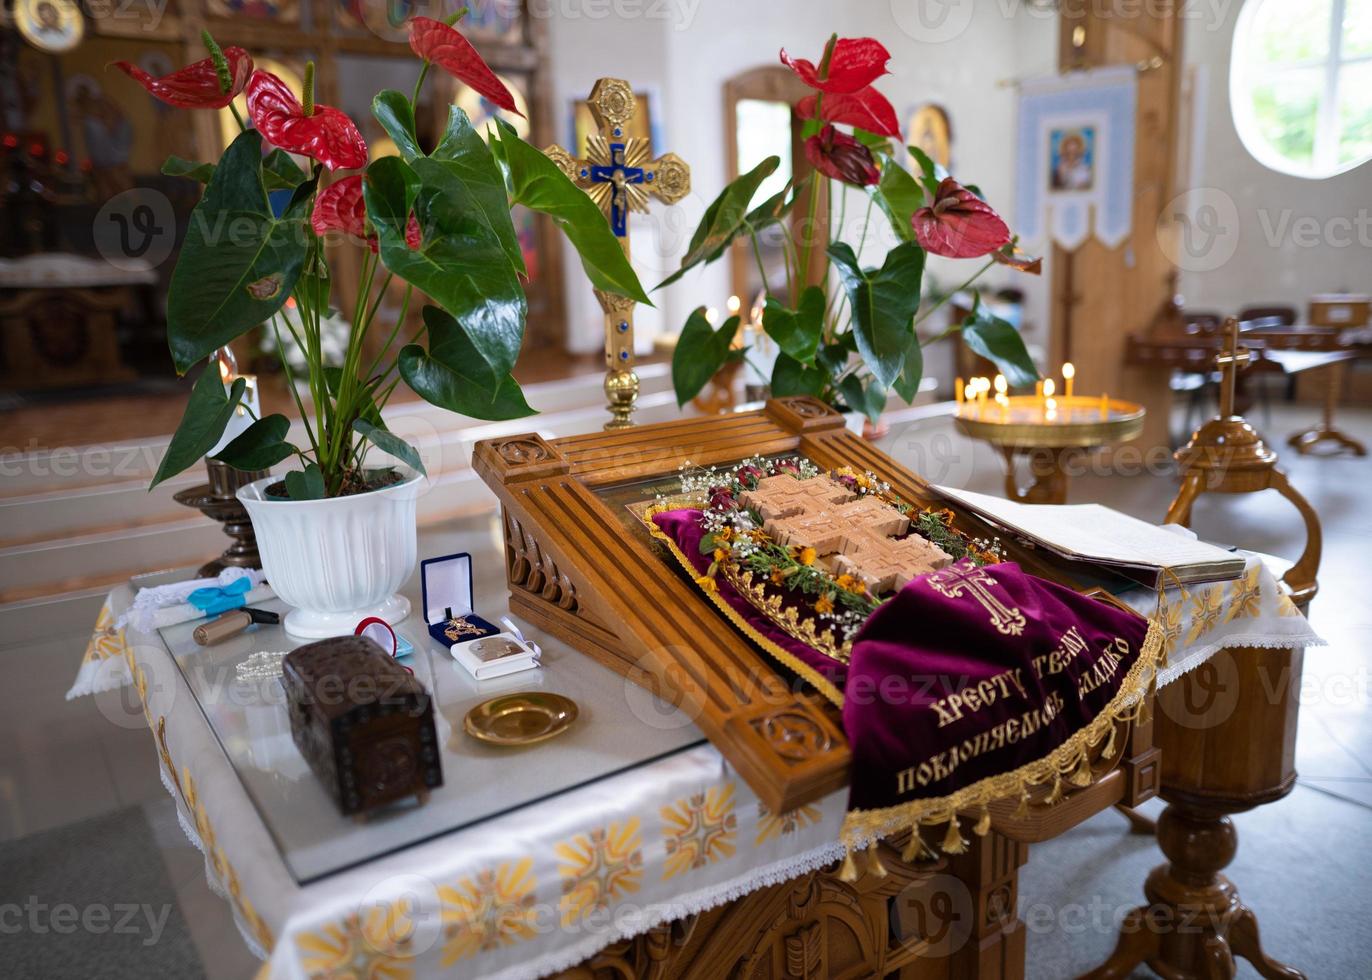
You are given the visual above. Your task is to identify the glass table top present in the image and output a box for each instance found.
[154,511,705,884]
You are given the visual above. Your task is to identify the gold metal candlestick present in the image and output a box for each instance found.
[544,78,690,429]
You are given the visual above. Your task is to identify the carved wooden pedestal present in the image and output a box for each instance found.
[1082,646,1305,980]
[552,832,1028,980]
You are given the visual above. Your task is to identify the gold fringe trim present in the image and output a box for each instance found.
[640,503,847,708]
[838,619,1162,863]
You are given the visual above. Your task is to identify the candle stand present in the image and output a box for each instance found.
[954,396,1146,504]
[174,459,269,577]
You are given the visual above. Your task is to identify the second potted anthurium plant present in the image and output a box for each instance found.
[664,34,1041,421]
[124,15,648,635]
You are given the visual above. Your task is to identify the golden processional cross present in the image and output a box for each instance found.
[544,78,690,429]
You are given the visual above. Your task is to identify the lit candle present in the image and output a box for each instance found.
[996,391,1010,421]
[1062,362,1075,399]
[207,347,259,457]
[1041,378,1055,420]
[994,373,1007,397]
[955,377,965,406]
[727,294,741,315]
[1045,396,1057,421]
[1099,393,1109,419]
[1035,380,1044,400]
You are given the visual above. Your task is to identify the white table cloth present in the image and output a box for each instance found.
[68,513,1320,980]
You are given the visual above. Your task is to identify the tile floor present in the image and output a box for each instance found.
[1,401,1368,978]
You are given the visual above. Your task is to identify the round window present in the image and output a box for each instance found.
[1231,0,1372,178]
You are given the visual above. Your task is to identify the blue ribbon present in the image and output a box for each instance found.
[187,577,253,616]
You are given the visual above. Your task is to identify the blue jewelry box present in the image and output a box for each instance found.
[420,552,500,647]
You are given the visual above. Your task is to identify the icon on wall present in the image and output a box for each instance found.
[16,0,85,54]
[908,102,952,171]
[1049,127,1095,191]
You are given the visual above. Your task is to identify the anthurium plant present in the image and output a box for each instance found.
[664,34,1041,419]
[124,16,647,499]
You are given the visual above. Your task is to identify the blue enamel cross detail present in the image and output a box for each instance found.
[588,141,643,238]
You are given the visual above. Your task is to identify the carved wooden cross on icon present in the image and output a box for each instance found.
[544,78,690,429]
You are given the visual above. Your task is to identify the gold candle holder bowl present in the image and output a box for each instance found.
[954,395,1146,449]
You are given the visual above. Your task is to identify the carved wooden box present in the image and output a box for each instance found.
[474,397,1154,814]
[282,635,442,816]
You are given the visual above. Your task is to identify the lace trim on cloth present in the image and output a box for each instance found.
[836,619,1163,875]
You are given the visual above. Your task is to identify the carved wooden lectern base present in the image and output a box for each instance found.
[1082,317,1319,980]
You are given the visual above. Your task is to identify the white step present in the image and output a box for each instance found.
[0,363,675,498]
[0,385,689,601]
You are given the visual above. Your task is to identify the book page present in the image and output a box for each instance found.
[933,487,1238,570]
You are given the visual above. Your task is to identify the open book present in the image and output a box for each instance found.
[932,486,1246,588]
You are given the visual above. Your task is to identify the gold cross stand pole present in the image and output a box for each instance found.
[544,79,690,429]
[1165,315,1321,604]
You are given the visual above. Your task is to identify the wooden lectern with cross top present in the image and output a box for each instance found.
[544,79,690,429]
[1166,315,1322,606]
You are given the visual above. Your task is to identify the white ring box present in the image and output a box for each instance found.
[451,617,542,681]
[421,553,539,680]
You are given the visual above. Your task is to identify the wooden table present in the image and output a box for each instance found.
[1264,349,1366,456]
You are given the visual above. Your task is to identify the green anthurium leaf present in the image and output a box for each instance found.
[657,156,781,290]
[838,373,887,423]
[771,352,828,397]
[743,176,800,229]
[871,162,923,243]
[853,129,892,154]
[263,150,308,191]
[492,117,649,305]
[762,285,825,363]
[425,108,524,275]
[150,369,246,488]
[166,130,312,374]
[396,307,536,421]
[212,413,296,471]
[371,89,423,161]
[816,335,854,377]
[961,309,1039,387]
[353,419,426,476]
[285,463,325,501]
[827,240,925,391]
[671,308,741,406]
[907,144,942,198]
[891,340,925,404]
[365,155,526,384]
[162,155,215,183]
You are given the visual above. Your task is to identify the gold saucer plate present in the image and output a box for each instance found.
[463,692,579,746]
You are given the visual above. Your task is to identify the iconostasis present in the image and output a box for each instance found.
[1,0,565,370]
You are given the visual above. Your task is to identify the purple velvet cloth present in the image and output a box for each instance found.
[651,509,1151,818]
[843,560,1150,812]
[651,509,848,695]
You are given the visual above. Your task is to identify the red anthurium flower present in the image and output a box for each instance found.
[796,86,899,139]
[781,37,890,95]
[112,47,252,109]
[311,175,368,240]
[409,17,522,117]
[311,175,422,253]
[246,71,367,172]
[805,124,879,187]
[912,178,1011,258]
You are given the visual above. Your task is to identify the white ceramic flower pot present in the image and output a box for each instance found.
[237,471,421,638]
